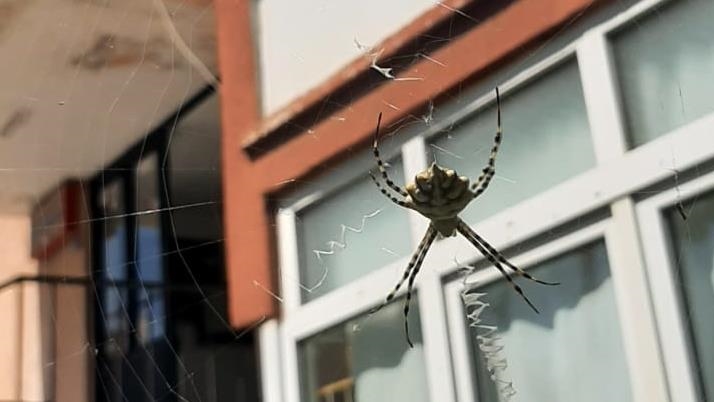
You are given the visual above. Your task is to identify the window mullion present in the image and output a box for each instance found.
[606,197,669,402]
[577,30,629,162]
[418,270,457,402]
[259,319,284,402]
[637,187,707,402]
[444,279,477,402]
[402,135,429,247]
[281,324,302,402]
[277,208,302,314]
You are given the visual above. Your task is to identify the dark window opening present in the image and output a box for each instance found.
[90,87,259,402]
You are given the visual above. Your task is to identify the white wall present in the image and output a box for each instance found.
[256,0,436,114]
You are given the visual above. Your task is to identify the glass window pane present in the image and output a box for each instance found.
[466,240,633,402]
[429,60,594,225]
[297,160,412,302]
[611,0,714,147]
[299,299,428,402]
[666,190,714,401]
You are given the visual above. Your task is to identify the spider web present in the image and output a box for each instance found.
[0,0,242,401]
[0,0,710,401]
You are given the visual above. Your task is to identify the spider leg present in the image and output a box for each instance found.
[460,221,559,286]
[471,87,502,197]
[370,226,436,318]
[456,220,540,314]
[403,226,437,348]
[373,112,409,198]
[369,171,412,209]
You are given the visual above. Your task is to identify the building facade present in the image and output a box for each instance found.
[217,0,714,401]
[1,0,712,401]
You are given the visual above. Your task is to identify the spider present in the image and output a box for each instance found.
[369,88,558,347]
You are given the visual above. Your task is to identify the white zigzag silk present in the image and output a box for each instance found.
[461,275,516,400]
[307,209,383,292]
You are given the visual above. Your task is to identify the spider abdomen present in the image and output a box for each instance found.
[406,162,473,223]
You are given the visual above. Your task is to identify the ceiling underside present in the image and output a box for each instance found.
[0,0,217,212]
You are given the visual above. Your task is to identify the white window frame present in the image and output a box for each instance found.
[444,209,668,402]
[445,221,607,401]
[637,169,714,402]
[257,0,714,401]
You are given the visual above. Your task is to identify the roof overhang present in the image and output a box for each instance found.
[0,0,216,213]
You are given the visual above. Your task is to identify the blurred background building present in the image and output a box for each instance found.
[0,0,713,401]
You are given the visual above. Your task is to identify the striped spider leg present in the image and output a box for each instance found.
[370,88,558,347]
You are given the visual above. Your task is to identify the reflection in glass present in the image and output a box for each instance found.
[98,179,130,402]
[299,299,428,402]
[297,159,412,302]
[100,180,129,342]
[667,190,714,401]
[430,60,594,225]
[135,154,165,344]
[468,241,632,402]
[611,0,714,147]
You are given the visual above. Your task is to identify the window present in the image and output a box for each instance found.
[443,218,656,402]
[94,154,174,402]
[665,190,714,401]
[429,59,594,225]
[296,159,412,302]
[298,299,428,402]
[611,0,714,147]
[467,241,632,402]
[638,170,714,402]
[92,91,260,402]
